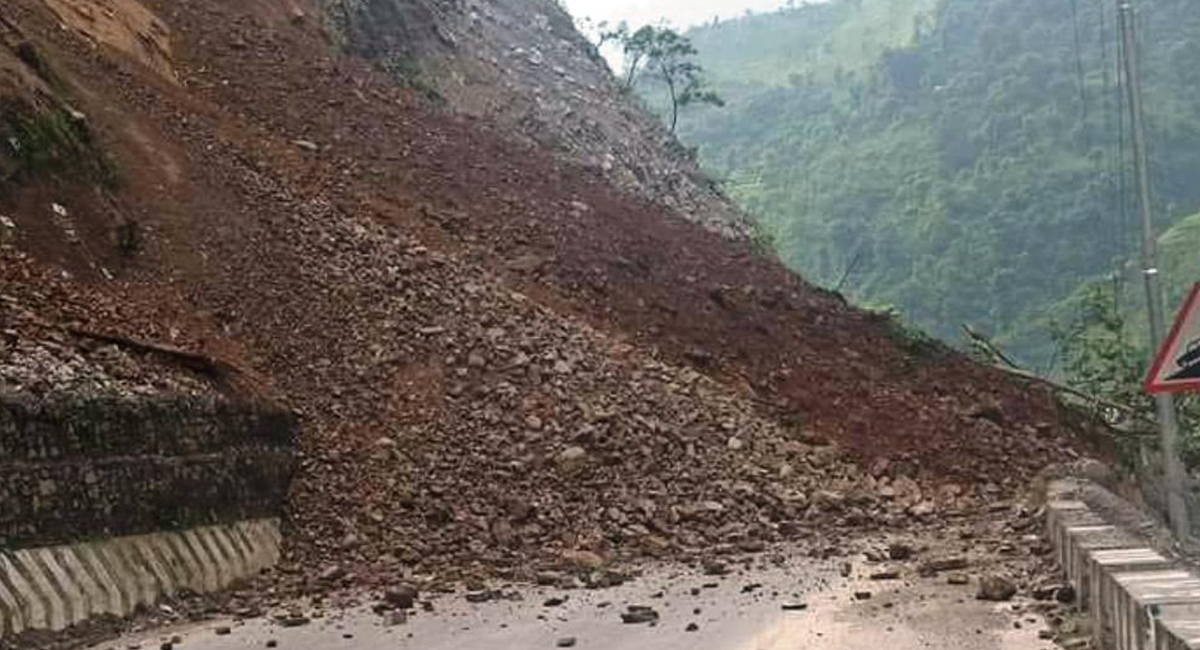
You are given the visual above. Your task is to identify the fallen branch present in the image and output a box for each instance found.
[992,365,1156,436]
[66,326,239,380]
[961,324,1024,371]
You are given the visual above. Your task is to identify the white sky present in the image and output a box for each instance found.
[561,0,790,30]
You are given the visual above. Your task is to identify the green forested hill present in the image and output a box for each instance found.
[675,0,1200,363]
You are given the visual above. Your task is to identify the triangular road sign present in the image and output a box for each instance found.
[1146,283,1200,394]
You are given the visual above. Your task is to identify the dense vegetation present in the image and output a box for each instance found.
[671,0,1200,365]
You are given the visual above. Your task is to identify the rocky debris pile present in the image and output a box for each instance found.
[261,196,855,586]
[0,248,213,399]
[0,0,1093,601]
[155,0,1086,489]
[172,164,1002,593]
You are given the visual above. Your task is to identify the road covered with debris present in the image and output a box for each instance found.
[112,517,1071,650]
[114,562,1053,650]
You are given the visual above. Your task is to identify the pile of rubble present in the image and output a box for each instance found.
[0,0,1086,599]
[206,174,994,592]
[0,248,213,399]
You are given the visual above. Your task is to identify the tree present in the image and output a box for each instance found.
[600,23,655,91]
[602,25,725,131]
[643,28,725,133]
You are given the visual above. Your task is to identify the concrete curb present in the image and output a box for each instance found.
[1047,480,1198,649]
[0,519,281,639]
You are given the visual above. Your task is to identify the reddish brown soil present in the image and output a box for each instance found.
[0,0,1087,482]
[0,0,1102,588]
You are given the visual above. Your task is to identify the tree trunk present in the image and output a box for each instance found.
[623,54,642,90]
[665,67,679,133]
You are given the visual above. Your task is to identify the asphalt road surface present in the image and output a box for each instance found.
[116,559,1058,650]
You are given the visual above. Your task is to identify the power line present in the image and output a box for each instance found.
[1069,0,1092,151]
[1096,0,1127,312]
[1115,2,1132,272]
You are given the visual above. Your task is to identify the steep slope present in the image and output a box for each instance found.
[0,0,1094,594]
[679,0,1200,362]
[318,0,748,235]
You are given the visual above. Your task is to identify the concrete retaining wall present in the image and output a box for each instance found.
[1047,479,1200,649]
[0,392,294,640]
[0,518,281,639]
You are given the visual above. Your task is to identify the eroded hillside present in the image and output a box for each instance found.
[0,0,1098,594]
[318,0,748,235]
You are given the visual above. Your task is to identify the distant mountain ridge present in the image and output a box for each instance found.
[676,0,1200,362]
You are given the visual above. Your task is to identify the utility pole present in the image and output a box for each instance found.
[1120,0,1191,540]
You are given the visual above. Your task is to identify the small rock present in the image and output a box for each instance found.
[466,591,499,603]
[977,575,1017,602]
[318,565,346,582]
[702,559,730,576]
[888,543,914,560]
[685,622,699,632]
[215,626,232,636]
[557,446,589,469]
[384,584,419,609]
[562,549,605,570]
[556,637,577,648]
[621,605,660,624]
[1056,585,1077,604]
[918,557,969,576]
[781,602,808,611]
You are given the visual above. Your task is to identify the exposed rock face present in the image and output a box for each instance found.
[318,0,749,236]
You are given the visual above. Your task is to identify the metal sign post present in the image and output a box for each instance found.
[1123,0,1190,540]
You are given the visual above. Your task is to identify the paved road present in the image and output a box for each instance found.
[118,557,1057,650]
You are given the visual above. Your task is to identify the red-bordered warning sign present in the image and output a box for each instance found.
[1146,283,1200,394]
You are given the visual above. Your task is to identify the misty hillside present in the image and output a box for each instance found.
[677,0,1200,363]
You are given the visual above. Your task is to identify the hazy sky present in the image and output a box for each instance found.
[561,0,790,30]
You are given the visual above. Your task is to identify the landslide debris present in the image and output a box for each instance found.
[0,0,1091,596]
[0,247,216,398]
[187,166,964,591]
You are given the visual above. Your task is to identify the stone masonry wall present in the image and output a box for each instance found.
[0,394,295,549]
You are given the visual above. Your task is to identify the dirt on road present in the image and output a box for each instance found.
[108,543,1061,650]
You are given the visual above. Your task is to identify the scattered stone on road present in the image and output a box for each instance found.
[977,575,1017,602]
[621,605,660,624]
[919,557,970,576]
[888,543,914,560]
[384,583,419,609]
